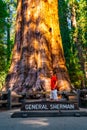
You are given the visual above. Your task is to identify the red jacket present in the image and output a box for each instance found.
[51,75,58,90]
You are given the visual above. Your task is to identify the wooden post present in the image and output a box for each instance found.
[77,89,81,107]
[7,89,11,110]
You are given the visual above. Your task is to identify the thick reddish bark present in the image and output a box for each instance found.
[4,0,71,94]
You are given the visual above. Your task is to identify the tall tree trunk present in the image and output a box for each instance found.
[70,2,85,87]
[5,0,71,93]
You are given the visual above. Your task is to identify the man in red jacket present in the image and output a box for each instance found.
[50,71,58,100]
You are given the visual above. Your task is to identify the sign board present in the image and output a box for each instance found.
[21,100,79,111]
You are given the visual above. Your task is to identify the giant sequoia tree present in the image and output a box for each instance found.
[4,0,71,94]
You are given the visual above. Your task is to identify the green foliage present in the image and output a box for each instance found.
[0,0,8,90]
[0,72,7,90]
[68,47,84,88]
[0,0,9,41]
[0,0,17,90]
[73,0,87,85]
[58,0,71,58]
[0,44,7,90]
[59,0,85,88]
[77,0,87,49]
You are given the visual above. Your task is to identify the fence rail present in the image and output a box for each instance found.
[0,89,87,110]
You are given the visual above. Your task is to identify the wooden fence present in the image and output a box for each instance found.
[0,89,87,110]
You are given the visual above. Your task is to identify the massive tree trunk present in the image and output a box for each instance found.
[4,0,71,94]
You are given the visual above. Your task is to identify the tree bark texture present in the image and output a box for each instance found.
[5,0,71,94]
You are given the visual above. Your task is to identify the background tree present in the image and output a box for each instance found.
[0,0,9,89]
[59,0,86,88]
[58,0,71,67]
[76,0,87,86]
[6,0,17,66]
[0,0,17,90]
[68,0,87,87]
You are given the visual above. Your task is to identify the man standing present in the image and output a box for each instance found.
[50,71,58,100]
